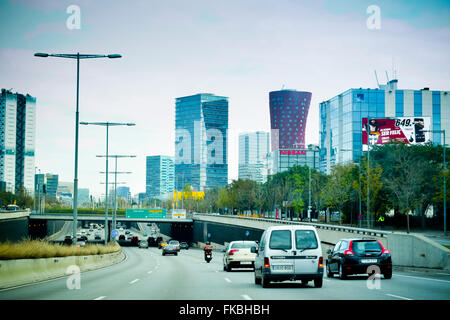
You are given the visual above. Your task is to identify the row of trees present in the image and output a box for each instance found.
[176,142,448,233]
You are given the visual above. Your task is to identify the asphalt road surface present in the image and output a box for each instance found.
[1,246,449,300]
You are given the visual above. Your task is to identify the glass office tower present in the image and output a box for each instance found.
[146,155,174,197]
[175,93,228,191]
[0,89,36,194]
[269,90,312,151]
[238,131,270,183]
[319,80,450,174]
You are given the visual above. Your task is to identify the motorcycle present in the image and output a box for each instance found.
[204,249,212,263]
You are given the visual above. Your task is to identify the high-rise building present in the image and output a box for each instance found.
[238,131,270,183]
[45,174,58,199]
[175,93,228,191]
[269,89,312,151]
[117,186,131,202]
[319,80,450,174]
[0,89,36,194]
[269,145,320,175]
[146,155,174,197]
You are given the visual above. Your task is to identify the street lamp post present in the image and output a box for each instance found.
[99,154,135,231]
[424,129,447,236]
[80,122,135,244]
[34,52,121,241]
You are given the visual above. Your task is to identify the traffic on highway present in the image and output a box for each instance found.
[1,223,449,301]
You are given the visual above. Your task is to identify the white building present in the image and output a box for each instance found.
[238,131,270,183]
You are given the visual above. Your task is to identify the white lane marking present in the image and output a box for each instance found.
[224,277,232,283]
[129,279,139,284]
[386,294,413,300]
[241,294,252,300]
[94,296,106,300]
[148,271,153,274]
[394,274,450,284]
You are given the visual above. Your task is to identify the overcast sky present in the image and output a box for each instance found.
[0,0,449,198]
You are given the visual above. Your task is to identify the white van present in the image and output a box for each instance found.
[252,225,324,288]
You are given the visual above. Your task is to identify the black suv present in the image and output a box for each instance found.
[326,238,392,279]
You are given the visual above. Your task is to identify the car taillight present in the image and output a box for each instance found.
[264,257,270,268]
[318,257,323,268]
[344,241,354,255]
[377,240,390,254]
[228,249,239,256]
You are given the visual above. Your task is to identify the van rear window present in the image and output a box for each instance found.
[269,230,292,250]
[295,230,318,250]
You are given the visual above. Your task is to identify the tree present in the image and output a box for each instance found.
[323,163,355,224]
[379,143,429,233]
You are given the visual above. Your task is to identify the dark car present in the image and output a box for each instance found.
[326,238,392,279]
[180,242,189,250]
[130,236,139,246]
[63,236,73,245]
[162,244,178,256]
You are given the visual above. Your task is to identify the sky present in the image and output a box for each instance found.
[0,0,449,198]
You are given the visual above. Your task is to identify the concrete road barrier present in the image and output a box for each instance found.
[0,250,125,289]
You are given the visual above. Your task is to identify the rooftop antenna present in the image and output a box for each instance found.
[281,84,286,90]
[374,70,380,88]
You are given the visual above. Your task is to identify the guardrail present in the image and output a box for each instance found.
[193,213,390,237]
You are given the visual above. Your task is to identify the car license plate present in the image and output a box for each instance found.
[241,262,252,265]
[272,265,293,271]
[361,259,378,264]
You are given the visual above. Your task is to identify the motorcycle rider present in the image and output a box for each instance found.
[204,241,212,260]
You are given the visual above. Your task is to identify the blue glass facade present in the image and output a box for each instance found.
[319,84,448,174]
[175,93,228,191]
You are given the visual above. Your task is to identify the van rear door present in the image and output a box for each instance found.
[268,229,295,274]
[293,229,320,274]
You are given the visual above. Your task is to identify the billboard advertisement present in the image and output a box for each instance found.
[362,117,431,146]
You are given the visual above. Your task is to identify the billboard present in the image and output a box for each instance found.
[126,209,167,219]
[362,117,431,146]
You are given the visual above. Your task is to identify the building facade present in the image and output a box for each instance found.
[238,131,270,183]
[0,89,36,193]
[45,173,58,199]
[146,155,174,197]
[269,89,312,151]
[269,145,320,175]
[175,93,228,191]
[319,80,450,174]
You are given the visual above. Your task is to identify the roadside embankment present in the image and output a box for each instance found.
[0,241,125,289]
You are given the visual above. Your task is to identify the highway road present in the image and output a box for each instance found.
[1,245,449,300]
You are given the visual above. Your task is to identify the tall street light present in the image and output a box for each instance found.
[99,154,136,231]
[424,129,447,236]
[34,52,122,242]
[80,121,135,244]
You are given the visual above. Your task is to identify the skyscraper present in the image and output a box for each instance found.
[269,89,312,151]
[45,173,58,199]
[175,93,228,191]
[146,155,174,197]
[238,131,270,183]
[0,89,36,194]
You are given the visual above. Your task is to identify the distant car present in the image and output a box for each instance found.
[158,240,167,249]
[168,240,181,251]
[125,230,130,235]
[76,238,86,247]
[180,242,189,250]
[223,240,258,271]
[162,244,178,256]
[139,240,149,249]
[326,238,392,279]
[130,236,139,246]
[119,235,126,241]
[63,236,73,245]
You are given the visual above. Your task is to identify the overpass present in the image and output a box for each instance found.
[28,213,193,223]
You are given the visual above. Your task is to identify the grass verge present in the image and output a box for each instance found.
[0,239,121,260]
